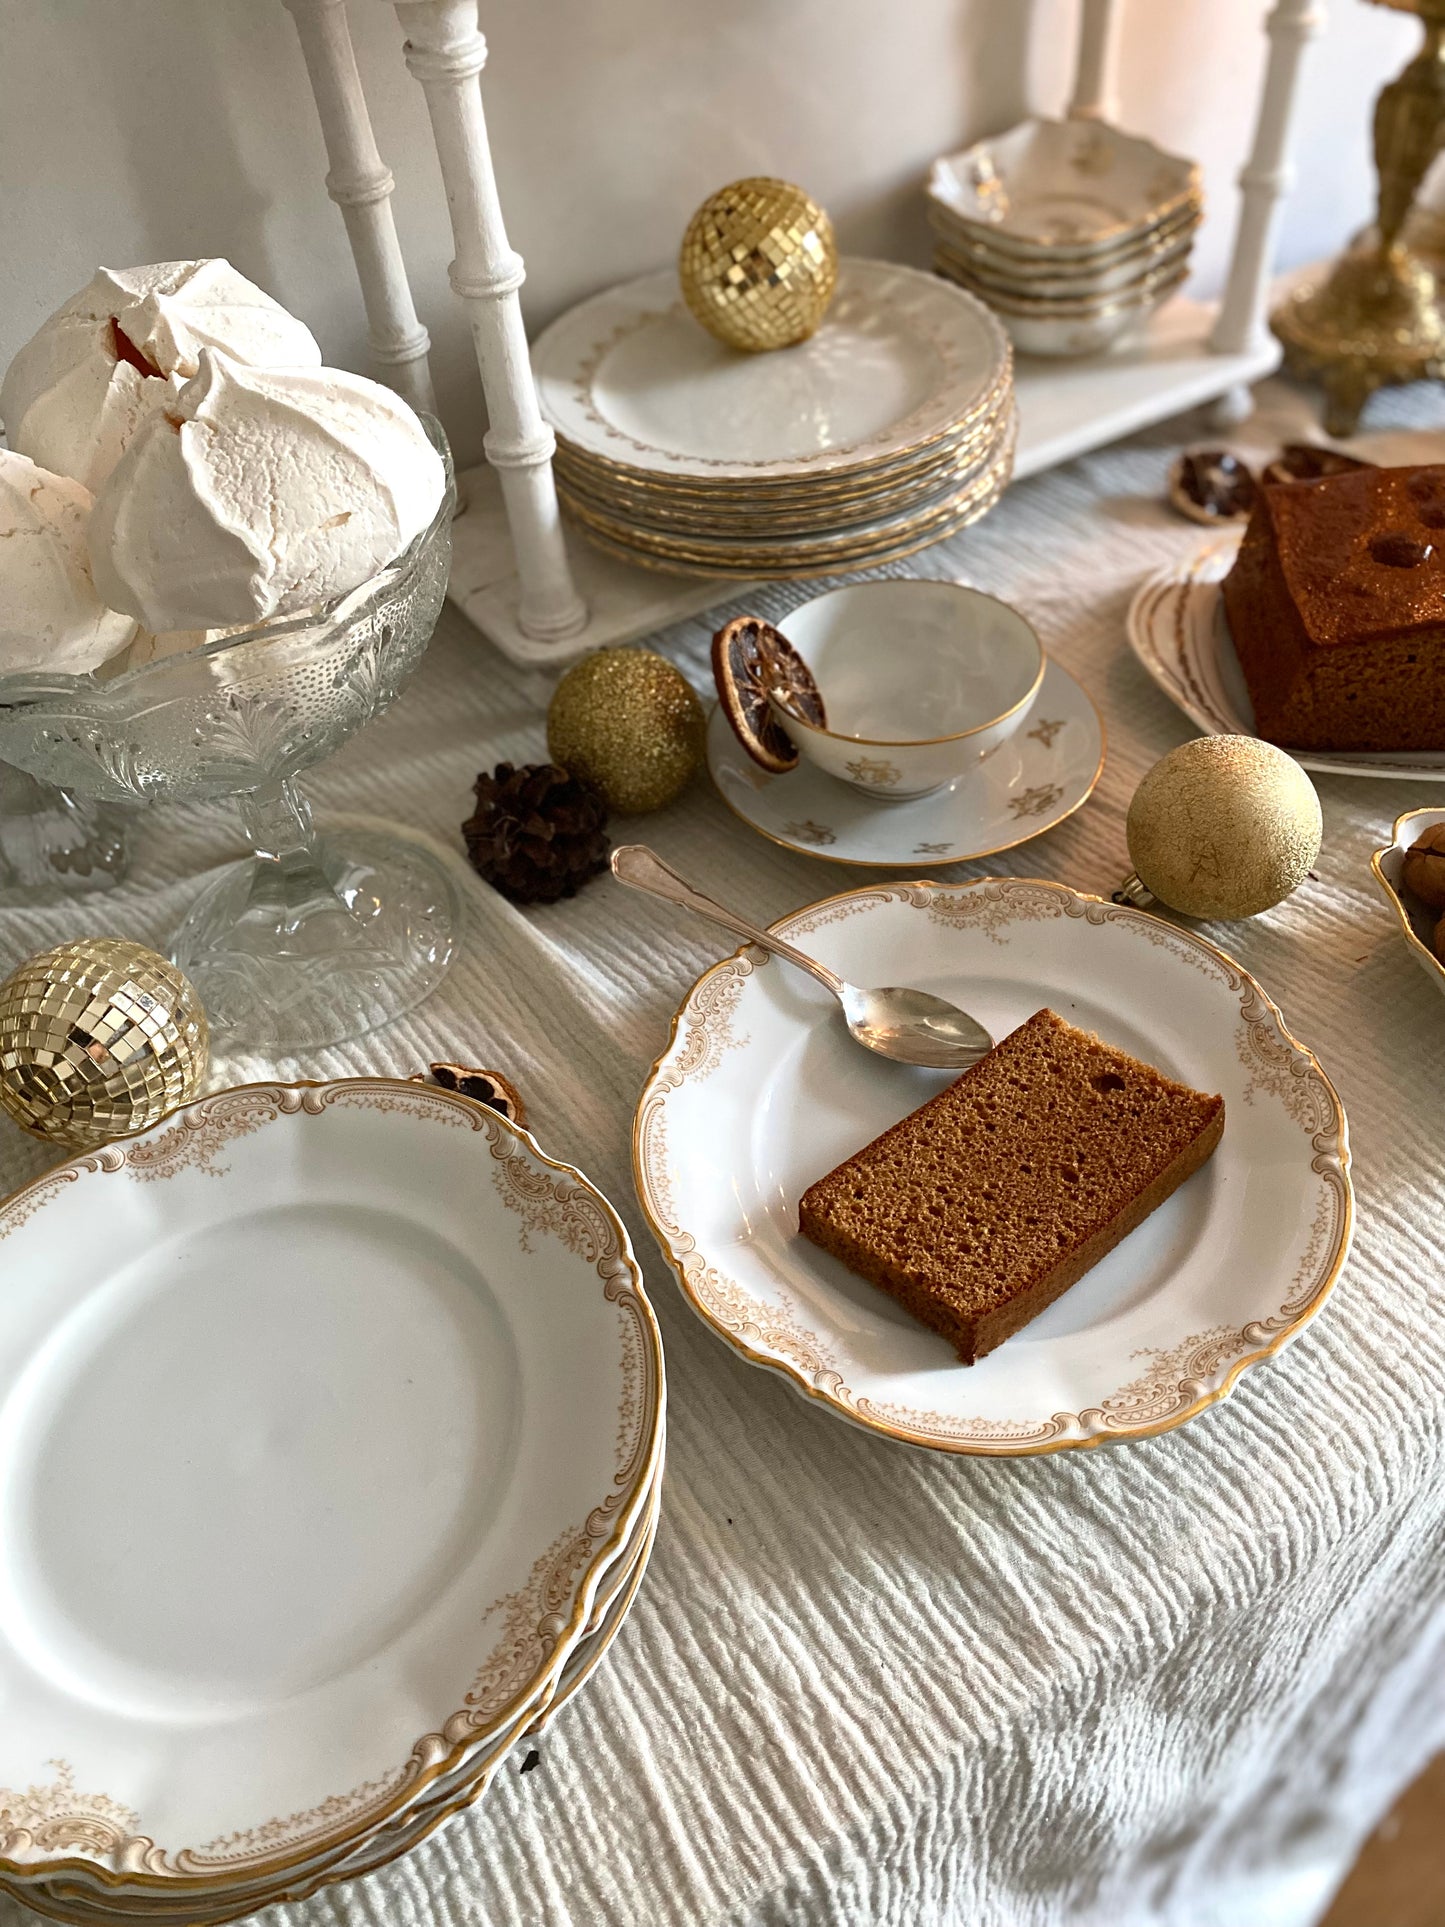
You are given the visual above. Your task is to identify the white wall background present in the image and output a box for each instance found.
[0,0,1424,467]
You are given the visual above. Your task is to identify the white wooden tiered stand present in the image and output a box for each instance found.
[289,0,1323,668]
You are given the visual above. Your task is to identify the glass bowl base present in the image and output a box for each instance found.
[171,828,458,1051]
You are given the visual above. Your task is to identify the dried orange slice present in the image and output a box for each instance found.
[711,616,826,774]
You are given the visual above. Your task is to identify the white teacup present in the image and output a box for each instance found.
[766,580,1044,801]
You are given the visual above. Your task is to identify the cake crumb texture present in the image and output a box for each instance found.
[798,1009,1224,1364]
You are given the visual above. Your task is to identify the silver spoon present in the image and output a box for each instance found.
[611,844,994,1071]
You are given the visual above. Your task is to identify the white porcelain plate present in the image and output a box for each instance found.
[634,879,1351,1455]
[0,1080,663,1893]
[22,1450,666,1925]
[532,260,1011,483]
[1127,538,1445,780]
[707,655,1103,866]
[1372,806,1445,999]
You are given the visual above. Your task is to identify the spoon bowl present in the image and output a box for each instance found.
[840,983,995,1068]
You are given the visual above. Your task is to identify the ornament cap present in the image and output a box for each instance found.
[1112,871,1155,908]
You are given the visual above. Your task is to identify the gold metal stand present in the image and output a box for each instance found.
[1273,0,1445,435]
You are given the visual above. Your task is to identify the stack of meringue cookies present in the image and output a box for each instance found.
[0,258,446,680]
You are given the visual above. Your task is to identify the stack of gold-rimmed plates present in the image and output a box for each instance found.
[531,259,1016,577]
[0,1075,664,1925]
[928,118,1201,357]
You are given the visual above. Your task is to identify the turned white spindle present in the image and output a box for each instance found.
[1211,0,1326,354]
[284,0,437,417]
[392,0,587,644]
[1067,0,1123,123]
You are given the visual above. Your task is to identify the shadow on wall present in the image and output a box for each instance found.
[31,4,282,301]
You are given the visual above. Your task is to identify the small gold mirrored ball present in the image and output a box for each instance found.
[0,939,209,1150]
[679,177,838,353]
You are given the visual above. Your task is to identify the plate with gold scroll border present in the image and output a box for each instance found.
[633,878,1351,1456]
[0,1077,663,1898]
[10,1445,665,1926]
[1127,538,1445,780]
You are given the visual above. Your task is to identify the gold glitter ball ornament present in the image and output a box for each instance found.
[0,939,209,1150]
[1125,735,1323,921]
[547,649,705,815]
[679,177,838,353]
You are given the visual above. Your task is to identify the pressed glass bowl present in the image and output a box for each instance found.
[0,421,458,1050]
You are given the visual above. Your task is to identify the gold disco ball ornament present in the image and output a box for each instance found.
[679,176,838,353]
[1118,736,1323,922]
[0,939,209,1150]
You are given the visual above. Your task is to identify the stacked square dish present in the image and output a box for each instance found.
[928,118,1201,357]
[0,1076,665,1925]
[533,259,1016,577]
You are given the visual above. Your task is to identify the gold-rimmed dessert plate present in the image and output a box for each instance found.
[532,259,1011,485]
[634,879,1351,1456]
[0,1078,663,1904]
[19,1445,665,1924]
[707,654,1101,865]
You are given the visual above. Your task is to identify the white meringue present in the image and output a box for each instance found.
[89,350,446,634]
[1,260,322,491]
[0,450,137,675]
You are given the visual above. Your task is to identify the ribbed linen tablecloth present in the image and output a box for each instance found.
[2,375,1443,1927]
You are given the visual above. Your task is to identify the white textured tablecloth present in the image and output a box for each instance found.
[3,376,1444,1927]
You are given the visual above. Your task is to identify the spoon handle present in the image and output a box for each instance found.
[610,845,847,1000]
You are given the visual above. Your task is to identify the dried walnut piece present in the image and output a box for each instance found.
[1402,822,1445,911]
[1167,449,1258,526]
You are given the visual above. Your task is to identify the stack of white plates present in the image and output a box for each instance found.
[928,118,1201,356]
[0,1076,664,1925]
[533,259,1016,577]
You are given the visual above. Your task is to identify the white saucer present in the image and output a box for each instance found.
[706,654,1104,866]
[1128,537,1445,781]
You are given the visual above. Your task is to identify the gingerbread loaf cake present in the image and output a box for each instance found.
[1221,462,1445,753]
[798,1009,1224,1364]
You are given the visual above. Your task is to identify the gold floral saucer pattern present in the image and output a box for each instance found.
[706,654,1103,867]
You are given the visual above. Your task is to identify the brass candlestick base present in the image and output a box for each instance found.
[1273,237,1445,435]
[1272,0,1445,436]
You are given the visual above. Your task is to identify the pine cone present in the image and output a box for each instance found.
[463,762,609,905]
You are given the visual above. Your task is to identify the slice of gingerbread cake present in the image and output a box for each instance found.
[1221,462,1445,753]
[798,1009,1223,1364]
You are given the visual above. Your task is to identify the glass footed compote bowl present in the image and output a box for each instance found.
[0,422,458,1051]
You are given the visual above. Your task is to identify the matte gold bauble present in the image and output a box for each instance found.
[0,939,209,1149]
[679,177,838,353]
[1123,735,1322,920]
[547,649,705,815]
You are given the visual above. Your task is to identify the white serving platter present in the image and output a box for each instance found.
[1127,537,1445,780]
